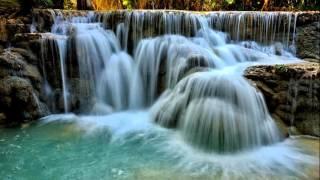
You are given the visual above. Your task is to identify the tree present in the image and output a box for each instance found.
[261,0,269,10]
[77,0,93,10]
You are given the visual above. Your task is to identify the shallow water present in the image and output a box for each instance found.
[0,112,318,180]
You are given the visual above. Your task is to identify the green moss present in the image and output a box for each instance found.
[275,64,288,73]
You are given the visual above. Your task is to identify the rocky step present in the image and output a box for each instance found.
[0,46,49,127]
[245,62,320,137]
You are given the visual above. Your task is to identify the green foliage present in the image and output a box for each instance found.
[122,0,133,9]
[275,64,288,73]
[225,0,235,4]
[89,0,319,11]
[64,0,76,10]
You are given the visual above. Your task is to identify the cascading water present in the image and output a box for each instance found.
[97,52,144,111]
[6,9,315,179]
[94,11,300,53]
[71,23,121,109]
[56,38,68,112]
[152,72,281,153]
[39,10,300,145]
[38,11,300,112]
[39,34,69,112]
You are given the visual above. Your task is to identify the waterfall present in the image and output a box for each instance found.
[39,35,69,112]
[56,38,68,112]
[93,11,300,53]
[97,52,144,111]
[151,72,282,153]
[72,23,120,107]
[39,13,71,112]
[36,10,301,154]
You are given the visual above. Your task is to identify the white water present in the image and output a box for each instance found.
[39,11,302,132]
[97,52,144,111]
[56,39,68,112]
[37,112,317,179]
[95,11,300,52]
[31,10,318,178]
[152,71,282,153]
[38,11,300,111]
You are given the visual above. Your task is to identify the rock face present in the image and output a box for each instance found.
[245,62,320,137]
[0,16,31,48]
[0,48,48,127]
[296,22,320,61]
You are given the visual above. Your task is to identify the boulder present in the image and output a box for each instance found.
[0,76,44,126]
[245,62,320,136]
[0,49,26,72]
[10,47,39,65]
[0,48,49,127]
[0,20,30,45]
[0,49,42,89]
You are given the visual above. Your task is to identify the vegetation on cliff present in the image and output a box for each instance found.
[2,0,319,12]
[89,0,320,11]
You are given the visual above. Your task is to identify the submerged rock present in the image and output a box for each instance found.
[245,62,320,137]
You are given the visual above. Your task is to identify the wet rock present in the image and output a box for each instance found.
[296,22,320,61]
[23,64,42,89]
[186,54,209,68]
[245,62,320,137]
[68,78,94,112]
[0,5,32,46]
[32,9,89,32]
[11,47,38,63]
[0,49,42,89]
[0,22,30,45]
[272,113,290,137]
[0,49,26,73]
[10,33,43,55]
[0,48,49,127]
[297,12,320,27]
[0,18,7,42]
[13,33,42,45]
[0,77,40,126]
